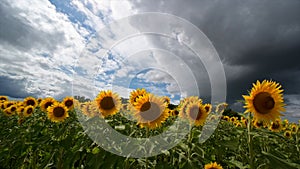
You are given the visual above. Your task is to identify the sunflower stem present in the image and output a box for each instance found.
[296,128,299,155]
[187,124,193,160]
[145,127,149,169]
[247,113,254,169]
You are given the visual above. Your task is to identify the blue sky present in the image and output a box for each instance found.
[0,0,299,122]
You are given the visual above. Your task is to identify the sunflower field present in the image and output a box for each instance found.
[0,80,299,169]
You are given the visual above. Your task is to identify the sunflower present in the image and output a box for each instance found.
[179,96,202,119]
[62,96,74,110]
[0,102,5,110]
[95,90,121,118]
[253,119,264,128]
[284,130,292,139]
[203,103,212,114]
[3,104,17,116]
[215,102,228,113]
[37,98,42,104]
[269,119,282,132]
[40,97,57,112]
[235,122,242,128]
[24,106,35,117]
[230,117,238,123]
[81,101,99,117]
[291,124,298,134]
[162,96,171,105]
[24,97,38,107]
[133,94,169,129]
[47,102,69,122]
[4,101,15,109]
[222,116,230,121]
[0,96,8,102]
[185,101,208,126]
[243,80,285,122]
[17,106,25,115]
[204,162,223,169]
[129,88,148,105]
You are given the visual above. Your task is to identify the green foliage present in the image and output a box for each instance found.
[0,109,299,169]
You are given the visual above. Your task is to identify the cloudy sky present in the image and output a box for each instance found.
[0,0,299,122]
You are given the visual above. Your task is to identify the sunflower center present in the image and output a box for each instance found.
[253,92,275,114]
[204,105,210,113]
[189,106,202,121]
[285,132,290,137]
[27,108,33,114]
[11,107,16,112]
[271,122,280,130]
[140,102,161,122]
[100,97,115,110]
[7,103,13,108]
[45,102,53,109]
[53,107,65,117]
[65,100,73,107]
[26,100,35,106]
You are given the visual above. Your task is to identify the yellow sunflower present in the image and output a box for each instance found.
[37,98,42,104]
[243,80,285,123]
[133,94,169,129]
[40,97,57,112]
[17,106,25,116]
[95,90,121,118]
[284,130,292,139]
[62,96,74,110]
[178,96,202,119]
[203,103,212,114]
[291,124,298,134]
[215,102,228,113]
[4,101,15,109]
[185,101,208,126]
[204,162,223,169]
[253,119,264,128]
[24,106,35,117]
[0,102,5,110]
[24,97,38,107]
[269,119,282,132]
[47,102,69,122]
[0,96,8,102]
[235,122,242,128]
[162,96,171,105]
[222,115,230,121]
[129,88,148,105]
[81,101,99,117]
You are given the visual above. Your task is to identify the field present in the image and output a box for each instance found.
[0,81,299,169]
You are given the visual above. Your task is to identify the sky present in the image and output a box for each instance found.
[0,0,299,122]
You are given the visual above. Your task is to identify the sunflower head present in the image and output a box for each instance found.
[3,105,17,116]
[204,162,223,169]
[4,101,15,109]
[284,130,292,139]
[162,96,171,105]
[185,101,208,126]
[133,94,169,129]
[129,88,148,105]
[24,106,35,117]
[253,119,264,128]
[291,124,298,134]
[269,119,282,132]
[178,96,202,119]
[62,96,74,110]
[215,102,228,113]
[17,106,25,116]
[80,101,100,117]
[24,97,38,107]
[95,90,121,118]
[203,103,212,114]
[47,102,69,122]
[222,115,230,121]
[0,96,8,102]
[40,98,57,112]
[243,80,285,123]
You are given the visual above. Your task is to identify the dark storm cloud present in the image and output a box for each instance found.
[0,1,65,51]
[129,0,300,102]
[0,76,40,98]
